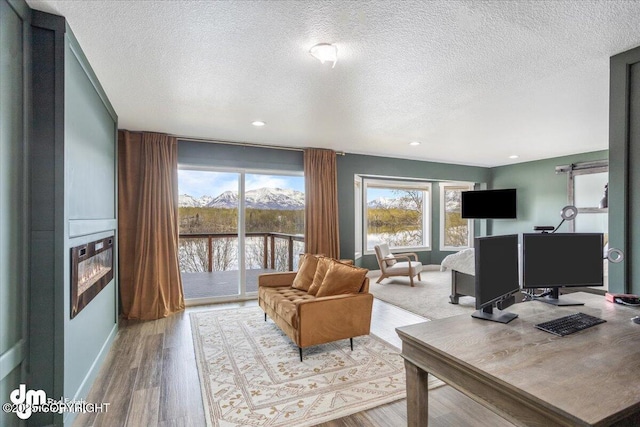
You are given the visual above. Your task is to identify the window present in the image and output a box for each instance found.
[439,182,474,251]
[362,178,431,253]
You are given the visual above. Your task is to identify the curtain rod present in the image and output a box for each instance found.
[173,135,345,156]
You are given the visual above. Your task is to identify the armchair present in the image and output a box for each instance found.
[374,243,423,287]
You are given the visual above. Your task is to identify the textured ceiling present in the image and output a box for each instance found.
[26,0,640,167]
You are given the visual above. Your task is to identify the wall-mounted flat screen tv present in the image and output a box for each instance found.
[461,189,517,219]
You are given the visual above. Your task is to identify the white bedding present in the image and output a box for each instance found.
[440,248,475,276]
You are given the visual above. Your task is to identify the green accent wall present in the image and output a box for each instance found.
[178,140,304,171]
[610,45,640,295]
[63,26,118,424]
[488,150,609,237]
[337,153,490,270]
[0,1,29,426]
[29,11,118,427]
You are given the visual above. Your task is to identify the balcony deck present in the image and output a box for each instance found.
[181,268,278,299]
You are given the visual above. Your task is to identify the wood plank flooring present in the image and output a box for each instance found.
[73,299,515,427]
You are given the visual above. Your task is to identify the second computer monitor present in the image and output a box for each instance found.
[522,233,604,306]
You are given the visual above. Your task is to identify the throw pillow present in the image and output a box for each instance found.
[384,254,397,266]
[307,256,332,296]
[292,254,319,291]
[316,260,369,297]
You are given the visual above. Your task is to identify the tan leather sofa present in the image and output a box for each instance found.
[258,256,373,361]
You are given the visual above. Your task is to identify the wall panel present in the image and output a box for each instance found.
[0,1,30,425]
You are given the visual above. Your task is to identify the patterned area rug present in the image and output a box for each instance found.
[191,306,437,426]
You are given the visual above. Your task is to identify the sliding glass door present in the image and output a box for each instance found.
[178,168,304,303]
[243,173,305,295]
[178,170,241,300]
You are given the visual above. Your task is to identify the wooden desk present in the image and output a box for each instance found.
[396,292,640,426]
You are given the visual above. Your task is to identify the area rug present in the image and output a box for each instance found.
[191,306,441,426]
[368,268,476,320]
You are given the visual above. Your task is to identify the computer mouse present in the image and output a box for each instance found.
[632,316,640,324]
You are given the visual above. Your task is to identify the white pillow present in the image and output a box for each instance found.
[384,254,397,266]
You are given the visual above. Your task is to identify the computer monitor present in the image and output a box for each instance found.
[473,234,520,323]
[522,233,604,306]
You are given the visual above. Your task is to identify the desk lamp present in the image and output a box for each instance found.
[533,205,578,233]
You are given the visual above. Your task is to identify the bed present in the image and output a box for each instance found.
[441,248,475,304]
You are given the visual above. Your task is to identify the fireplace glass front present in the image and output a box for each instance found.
[71,236,114,318]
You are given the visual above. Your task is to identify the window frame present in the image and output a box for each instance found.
[566,161,609,233]
[362,178,432,255]
[354,175,363,259]
[439,182,475,251]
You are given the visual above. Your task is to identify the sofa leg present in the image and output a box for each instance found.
[350,338,353,351]
[264,312,267,321]
[299,347,303,362]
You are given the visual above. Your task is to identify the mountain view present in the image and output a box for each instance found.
[181,189,419,211]
[367,196,413,210]
[179,187,305,210]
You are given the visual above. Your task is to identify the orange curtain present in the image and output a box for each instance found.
[118,130,185,320]
[304,148,340,258]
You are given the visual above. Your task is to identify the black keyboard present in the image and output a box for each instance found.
[535,312,606,336]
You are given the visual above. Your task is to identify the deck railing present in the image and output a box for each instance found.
[179,232,304,272]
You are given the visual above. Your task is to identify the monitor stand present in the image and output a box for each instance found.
[534,288,584,306]
[472,305,518,324]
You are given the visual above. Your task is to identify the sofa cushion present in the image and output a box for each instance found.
[308,256,331,296]
[292,254,318,291]
[316,260,369,297]
[260,286,314,328]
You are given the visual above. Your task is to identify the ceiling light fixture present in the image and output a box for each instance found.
[509,155,519,159]
[309,43,338,68]
[409,141,421,146]
[251,121,266,127]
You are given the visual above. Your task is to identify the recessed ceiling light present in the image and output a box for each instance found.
[251,121,266,127]
[309,43,338,68]
[509,155,519,159]
[409,141,421,146]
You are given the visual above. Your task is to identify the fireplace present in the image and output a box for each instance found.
[71,236,114,318]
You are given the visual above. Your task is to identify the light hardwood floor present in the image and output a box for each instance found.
[74,299,515,427]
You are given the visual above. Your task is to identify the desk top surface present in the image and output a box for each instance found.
[396,292,640,425]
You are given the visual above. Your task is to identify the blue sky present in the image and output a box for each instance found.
[367,188,399,201]
[178,170,305,198]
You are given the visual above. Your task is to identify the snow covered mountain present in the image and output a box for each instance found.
[179,188,304,210]
[178,194,214,207]
[367,197,400,209]
[367,196,421,211]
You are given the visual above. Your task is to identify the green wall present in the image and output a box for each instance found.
[178,140,303,171]
[337,153,490,270]
[488,150,609,237]
[29,12,118,426]
[609,46,640,295]
[0,1,29,426]
[62,27,118,424]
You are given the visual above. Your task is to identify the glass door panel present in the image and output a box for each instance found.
[178,170,240,300]
[244,173,305,294]
[570,167,608,291]
[574,172,608,208]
